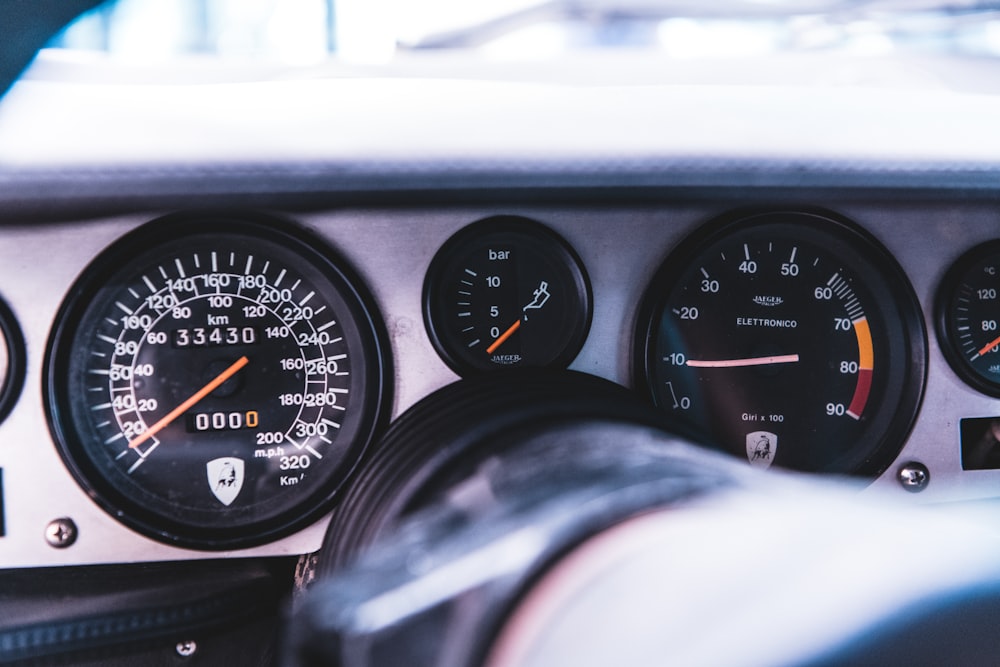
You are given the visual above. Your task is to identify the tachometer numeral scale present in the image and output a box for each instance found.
[636,210,924,476]
[46,216,388,550]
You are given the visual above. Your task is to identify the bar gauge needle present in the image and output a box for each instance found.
[128,355,249,450]
[486,281,552,355]
[486,320,521,355]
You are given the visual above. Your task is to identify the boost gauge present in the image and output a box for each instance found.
[45,213,390,550]
[424,216,592,375]
[635,209,925,475]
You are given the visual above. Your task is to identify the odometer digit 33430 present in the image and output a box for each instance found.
[634,209,925,475]
[45,213,390,549]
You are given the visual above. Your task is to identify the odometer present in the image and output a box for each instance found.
[634,209,925,475]
[45,213,390,549]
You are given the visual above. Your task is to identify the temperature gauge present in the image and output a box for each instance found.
[937,240,1000,396]
[423,216,592,375]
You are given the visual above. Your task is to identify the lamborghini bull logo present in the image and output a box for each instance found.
[207,457,245,506]
[746,431,777,470]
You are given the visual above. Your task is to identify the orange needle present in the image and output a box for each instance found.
[128,355,249,450]
[487,319,521,355]
[978,335,1000,358]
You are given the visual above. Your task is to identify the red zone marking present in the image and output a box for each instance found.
[846,317,874,420]
[848,368,873,419]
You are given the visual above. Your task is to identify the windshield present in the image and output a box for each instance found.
[49,0,1000,64]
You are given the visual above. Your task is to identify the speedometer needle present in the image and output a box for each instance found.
[686,354,799,368]
[128,355,249,450]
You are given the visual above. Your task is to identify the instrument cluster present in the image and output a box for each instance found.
[0,199,997,566]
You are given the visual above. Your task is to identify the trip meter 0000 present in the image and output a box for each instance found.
[635,209,925,476]
[45,214,390,550]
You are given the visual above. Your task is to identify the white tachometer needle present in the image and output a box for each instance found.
[686,354,799,368]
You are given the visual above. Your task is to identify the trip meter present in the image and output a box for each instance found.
[635,209,925,475]
[45,213,390,549]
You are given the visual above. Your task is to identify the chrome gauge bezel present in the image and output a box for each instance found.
[633,208,927,476]
[44,213,392,550]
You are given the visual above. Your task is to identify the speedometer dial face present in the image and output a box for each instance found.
[635,209,925,475]
[45,214,390,549]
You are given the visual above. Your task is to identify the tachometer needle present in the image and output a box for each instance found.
[486,319,522,355]
[686,354,799,368]
[128,355,249,450]
[977,335,1000,358]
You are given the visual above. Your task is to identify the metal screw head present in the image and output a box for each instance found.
[898,462,930,492]
[175,641,198,658]
[44,518,78,548]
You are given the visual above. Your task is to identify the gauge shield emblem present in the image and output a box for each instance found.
[746,431,777,469]
[207,457,245,506]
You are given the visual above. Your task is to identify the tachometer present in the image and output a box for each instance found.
[45,213,390,549]
[634,209,925,475]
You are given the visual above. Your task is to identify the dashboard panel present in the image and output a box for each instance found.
[0,196,998,568]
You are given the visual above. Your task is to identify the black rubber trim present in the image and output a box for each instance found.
[319,369,681,574]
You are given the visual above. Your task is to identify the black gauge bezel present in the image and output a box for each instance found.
[44,212,392,550]
[632,207,926,477]
[0,295,25,426]
[423,216,593,376]
[935,240,1000,398]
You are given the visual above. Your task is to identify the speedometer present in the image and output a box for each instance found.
[634,209,925,475]
[45,213,390,550]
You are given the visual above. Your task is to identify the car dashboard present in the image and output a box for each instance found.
[2,47,1000,666]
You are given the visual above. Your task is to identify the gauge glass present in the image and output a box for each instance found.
[45,214,390,549]
[424,216,592,375]
[635,209,925,475]
[937,241,1000,396]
